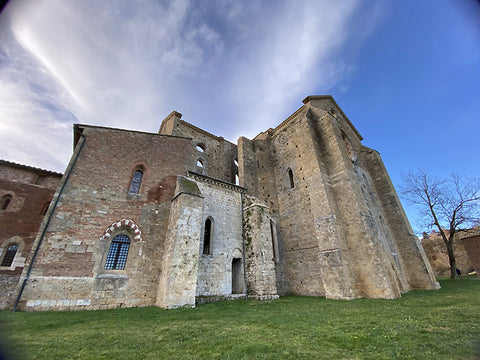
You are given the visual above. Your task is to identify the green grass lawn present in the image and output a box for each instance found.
[1,277,479,360]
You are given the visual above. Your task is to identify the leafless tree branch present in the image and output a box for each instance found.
[401,170,480,278]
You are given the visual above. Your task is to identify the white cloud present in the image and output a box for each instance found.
[0,0,383,171]
[0,79,72,172]
[223,0,364,139]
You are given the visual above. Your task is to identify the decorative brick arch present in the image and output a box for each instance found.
[101,219,144,242]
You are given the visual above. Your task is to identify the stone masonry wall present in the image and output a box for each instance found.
[270,106,358,298]
[9,94,441,311]
[156,176,204,309]
[194,174,245,298]
[304,98,403,299]
[237,135,288,294]
[243,195,278,299]
[361,146,439,290]
[238,95,439,300]
[159,113,238,184]
[18,126,195,310]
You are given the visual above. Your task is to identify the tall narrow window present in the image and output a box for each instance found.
[270,220,277,260]
[129,170,143,194]
[197,159,205,174]
[233,158,239,185]
[1,244,18,267]
[203,218,212,255]
[288,169,295,189]
[1,195,12,210]
[105,235,131,270]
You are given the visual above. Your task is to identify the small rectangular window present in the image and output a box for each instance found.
[35,175,45,185]
[1,244,18,267]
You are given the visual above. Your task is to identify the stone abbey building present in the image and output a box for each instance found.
[2,95,439,311]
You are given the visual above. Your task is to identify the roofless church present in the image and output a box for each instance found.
[1,95,439,311]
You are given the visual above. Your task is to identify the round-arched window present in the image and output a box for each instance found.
[196,144,206,153]
[104,235,131,270]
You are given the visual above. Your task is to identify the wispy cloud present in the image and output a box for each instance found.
[0,0,383,172]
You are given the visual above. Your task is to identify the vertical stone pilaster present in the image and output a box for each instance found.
[243,196,278,300]
[156,176,204,308]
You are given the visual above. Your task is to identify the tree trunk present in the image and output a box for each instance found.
[446,240,458,279]
[436,226,458,279]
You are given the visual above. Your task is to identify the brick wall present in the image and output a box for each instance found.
[0,161,62,309]
[19,126,196,310]
[462,235,480,277]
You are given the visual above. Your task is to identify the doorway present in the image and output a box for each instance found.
[232,258,243,294]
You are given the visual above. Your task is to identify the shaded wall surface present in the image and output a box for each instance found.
[0,160,62,309]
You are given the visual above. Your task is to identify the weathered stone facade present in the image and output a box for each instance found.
[4,95,439,311]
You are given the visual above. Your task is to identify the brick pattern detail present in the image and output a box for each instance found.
[101,219,144,242]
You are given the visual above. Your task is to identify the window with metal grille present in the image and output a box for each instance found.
[104,235,130,270]
[1,244,18,267]
[129,170,143,194]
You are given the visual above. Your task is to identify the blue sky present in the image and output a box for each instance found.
[0,0,479,231]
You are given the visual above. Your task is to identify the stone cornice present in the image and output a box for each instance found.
[179,121,236,146]
[188,171,247,193]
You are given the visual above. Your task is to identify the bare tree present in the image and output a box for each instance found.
[401,170,480,278]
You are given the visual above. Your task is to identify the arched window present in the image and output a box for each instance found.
[1,195,12,210]
[129,170,143,194]
[203,218,213,255]
[196,143,206,153]
[196,159,205,174]
[1,244,18,267]
[233,158,239,185]
[104,235,131,270]
[288,168,295,189]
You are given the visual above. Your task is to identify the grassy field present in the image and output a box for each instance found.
[1,277,479,360]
